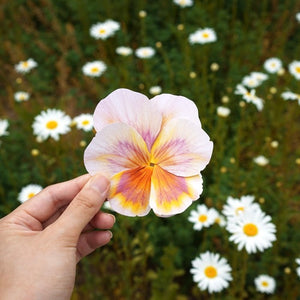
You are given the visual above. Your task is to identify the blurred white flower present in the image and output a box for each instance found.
[188,204,218,231]
[270,140,279,148]
[14,91,30,102]
[288,60,300,80]
[90,19,120,40]
[116,46,133,56]
[254,275,276,294]
[135,47,155,59]
[250,72,268,82]
[264,58,282,74]
[235,85,264,111]
[18,184,43,203]
[296,12,300,22]
[281,91,300,105]
[254,155,269,166]
[242,75,261,88]
[149,86,162,95]
[0,119,9,136]
[189,28,217,44]
[227,209,276,253]
[73,113,94,132]
[217,106,230,117]
[222,195,261,219]
[173,0,193,8]
[32,109,71,141]
[15,58,37,74]
[82,61,107,77]
[210,208,226,227]
[190,251,232,293]
[296,258,300,278]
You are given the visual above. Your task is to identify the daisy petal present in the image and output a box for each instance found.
[93,88,162,150]
[151,93,201,126]
[84,123,150,177]
[150,166,203,217]
[151,119,213,176]
[108,166,152,216]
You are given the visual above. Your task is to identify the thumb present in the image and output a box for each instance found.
[52,174,110,242]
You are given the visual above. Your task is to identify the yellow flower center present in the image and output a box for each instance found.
[46,120,58,130]
[82,120,90,125]
[202,33,209,38]
[99,29,106,34]
[243,223,258,236]
[22,61,29,68]
[235,206,244,215]
[28,192,35,199]
[262,281,269,287]
[198,214,207,223]
[296,67,300,73]
[91,67,99,73]
[204,266,217,278]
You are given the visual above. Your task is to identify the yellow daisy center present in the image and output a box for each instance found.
[82,120,90,125]
[243,223,258,236]
[198,214,207,223]
[262,281,269,287]
[28,192,35,199]
[99,29,106,34]
[235,206,244,215]
[204,266,217,278]
[46,120,58,130]
[296,67,300,73]
[91,67,99,73]
[22,61,29,68]
[202,33,209,38]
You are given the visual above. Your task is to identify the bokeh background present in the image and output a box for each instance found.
[0,0,300,299]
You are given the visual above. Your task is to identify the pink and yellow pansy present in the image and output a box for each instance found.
[84,88,213,217]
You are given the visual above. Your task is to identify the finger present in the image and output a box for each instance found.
[14,174,91,224]
[76,230,112,262]
[90,212,115,230]
[52,174,110,242]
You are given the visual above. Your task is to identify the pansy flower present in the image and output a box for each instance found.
[84,88,213,217]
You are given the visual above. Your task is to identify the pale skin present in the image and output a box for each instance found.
[0,174,115,300]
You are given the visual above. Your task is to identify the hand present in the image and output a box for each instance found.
[0,174,115,300]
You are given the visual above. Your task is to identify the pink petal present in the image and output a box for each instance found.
[150,119,213,177]
[150,93,201,127]
[84,123,150,177]
[93,88,162,150]
[149,166,203,217]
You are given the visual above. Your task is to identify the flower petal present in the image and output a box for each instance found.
[93,88,162,150]
[151,93,201,126]
[84,123,150,177]
[149,166,203,217]
[108,166,152,216]
[150,119,213,176]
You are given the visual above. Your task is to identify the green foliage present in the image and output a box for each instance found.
[1,0,300,299]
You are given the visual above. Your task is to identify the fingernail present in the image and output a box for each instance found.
[110,214,116,223]
[89,175,110,195]
[107,230,113,239]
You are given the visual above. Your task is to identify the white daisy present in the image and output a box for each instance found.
[217,106,230,117]
[116,46,133,56]
[264,58,282,74]
[254,275,276,294]
[188,204,218,231]
[90,19,120,40]
[135,47,156,59]
[210,208,226,227]
[253,155,269,166]
[289,60,300,80]
[281,91,300,105]
[188,28,217,44]
[250,72,268,82]
[222,195,261,219]
[296,258,300,278]
[190,251,232,293]
[73,113,93,132]
[32,109,72,141]
[235,85,264,111]
[296,12,300,22]
[173,0,193,8]
[227,209,276,253]
[149,86,162,95]
[242,75,261,88]
[82,61,107,77]
[14,91,30,102]
[0,119,9,137]
[18,184,43,203]
[15,58,37,74]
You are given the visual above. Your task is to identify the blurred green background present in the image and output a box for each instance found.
[0,0,300,299]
